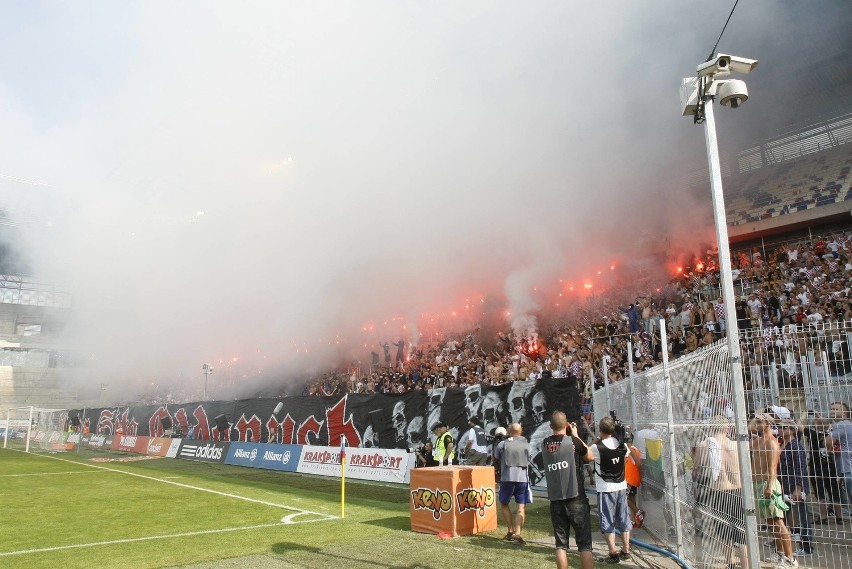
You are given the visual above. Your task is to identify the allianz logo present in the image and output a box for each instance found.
[263,449,292,464]
[234,448,259,461]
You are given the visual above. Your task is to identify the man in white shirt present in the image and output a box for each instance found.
[461,416,490,466]
[590,416,633,563]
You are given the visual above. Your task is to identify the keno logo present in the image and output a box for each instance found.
[411,488,453,521]
[456,486,496,517]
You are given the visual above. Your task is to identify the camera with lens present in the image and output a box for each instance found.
[610,411,633,445]
[486,426,507,445]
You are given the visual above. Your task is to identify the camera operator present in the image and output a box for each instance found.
[590,415,634,563]
[541,411,594,569]
[415,441,438,468]
[491,426,507,480]
[462,417,490,466]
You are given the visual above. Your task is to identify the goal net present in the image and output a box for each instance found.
[2,406,69,452]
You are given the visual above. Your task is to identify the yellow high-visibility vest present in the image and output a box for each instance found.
[434,432,455,465]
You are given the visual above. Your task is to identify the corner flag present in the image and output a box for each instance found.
[340,436,347,518]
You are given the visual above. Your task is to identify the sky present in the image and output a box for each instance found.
[0,1,850,401]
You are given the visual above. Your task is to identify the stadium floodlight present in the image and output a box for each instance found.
[682,53,761,569]
[202,364,213,400]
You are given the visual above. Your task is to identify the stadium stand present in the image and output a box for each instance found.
[728,142,852,226]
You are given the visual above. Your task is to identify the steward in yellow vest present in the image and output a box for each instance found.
[431,422,455,466]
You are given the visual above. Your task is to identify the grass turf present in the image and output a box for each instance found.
[0,446,609,569]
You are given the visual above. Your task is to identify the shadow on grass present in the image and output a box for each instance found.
[360,515,410,530]
[271,542,439,569]
[467,533,548,551]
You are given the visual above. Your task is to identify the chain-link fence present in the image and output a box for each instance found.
[593,320,852,569]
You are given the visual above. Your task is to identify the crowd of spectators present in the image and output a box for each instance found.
[120,227,852,408]
[298,228,852,400]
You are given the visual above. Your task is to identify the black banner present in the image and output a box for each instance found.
[176,440,229,463]
[71,377,579,472]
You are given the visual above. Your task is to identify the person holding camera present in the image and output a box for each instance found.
[541,411,594,569]
[590,416,634,563]
[415,441,439,468]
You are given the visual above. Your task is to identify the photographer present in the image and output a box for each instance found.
[415,441,438,468]
[491,426,507,481]
[541,412,594,569]
[590,415,634,564]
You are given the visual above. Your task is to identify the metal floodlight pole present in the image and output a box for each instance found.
[701,97,762,569]
[202,364,213,400]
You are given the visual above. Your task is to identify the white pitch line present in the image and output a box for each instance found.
[0,470,110,478]
[0,521,285,557]
[15,450,337,520]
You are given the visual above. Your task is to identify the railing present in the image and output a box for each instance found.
[592,320,852,569]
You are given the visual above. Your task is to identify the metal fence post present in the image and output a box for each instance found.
[658,321,683,557]
[627,340,638,433]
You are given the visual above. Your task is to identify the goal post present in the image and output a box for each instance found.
[2,406,68,452]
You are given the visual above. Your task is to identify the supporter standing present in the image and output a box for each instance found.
[693,416,749,569]
[590,416,633,564]
[494,423,532,545]
[541,411,594,569]
[801,416,844,524]
[779,420,813,557]
[461,417,489,466]
[750,415,795,568]
[827,402,852,516]
[623,434,644,528]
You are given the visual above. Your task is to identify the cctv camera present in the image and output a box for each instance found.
[718,79,749,108]
[696,53,758,78]
[696,55,731,78]
[725,54,758,74]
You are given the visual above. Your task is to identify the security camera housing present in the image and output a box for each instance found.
[696,55,731,78]
[696,53,758,78]
[726,55,759,74]
[718,79,749,109]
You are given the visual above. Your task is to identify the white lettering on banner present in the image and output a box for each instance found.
[89,435,105,448]
[234,449,253,459]
[179,443,223,460]
[147,440,163,454]
[120,436,137,447]
[249,448,257,461]
[547,461,570,471]
[262,450,292,464]
[195,445,223,460]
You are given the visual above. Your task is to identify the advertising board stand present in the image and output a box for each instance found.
[409,465,497,537]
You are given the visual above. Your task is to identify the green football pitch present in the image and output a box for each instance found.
[0,446,614,569]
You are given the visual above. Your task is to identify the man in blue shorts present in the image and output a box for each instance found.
[494,422,532,544]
